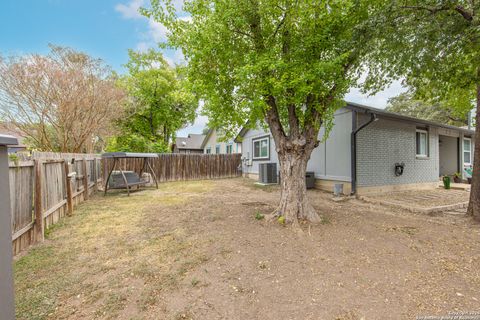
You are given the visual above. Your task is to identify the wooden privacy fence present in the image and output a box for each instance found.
[9,152,241,255]
[9,152,102,255]
[103,153,242,183]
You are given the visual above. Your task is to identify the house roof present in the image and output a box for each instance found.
[234,101,475,142]
[0,134,18,146]
[346,102,476,135]
[174,134,206,150]
[200,129,214,149]
[102,152,159,158]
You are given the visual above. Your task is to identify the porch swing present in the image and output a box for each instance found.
[102,152,159,196]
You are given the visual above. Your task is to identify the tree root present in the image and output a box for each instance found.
[266,204,322,225]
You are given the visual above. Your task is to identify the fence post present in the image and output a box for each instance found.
[103,157,107,190]
[93,158,100,191]
[92,158,98,191]
[82,157,89,200]
[0,136,17,320]
[34,159,44,242]
[64,160,73,216]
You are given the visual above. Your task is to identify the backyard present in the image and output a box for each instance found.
[14,178,480,320]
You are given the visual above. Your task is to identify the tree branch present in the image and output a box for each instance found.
[455,5,473,21]
[271,11,287,40]
[402,4,473,21]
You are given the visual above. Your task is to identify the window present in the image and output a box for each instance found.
[226,144,233,154]
[252,136,269,160]
[215,144,221,154]
[206,147,211,154]
[464,137,472,165]
[416,129,428,157]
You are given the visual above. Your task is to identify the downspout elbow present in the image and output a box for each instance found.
[351,113,377,196]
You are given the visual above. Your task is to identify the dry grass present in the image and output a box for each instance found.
[15,180,214,320]
[14,178,480,320]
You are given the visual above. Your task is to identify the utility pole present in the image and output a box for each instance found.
[0,134,18,320]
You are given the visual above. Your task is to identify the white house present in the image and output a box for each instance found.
[201,128,242,154]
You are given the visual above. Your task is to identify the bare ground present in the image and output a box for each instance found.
[364,188,470,208]
[14,178,480,320]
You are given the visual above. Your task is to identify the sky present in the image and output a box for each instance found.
[0,0,407,137]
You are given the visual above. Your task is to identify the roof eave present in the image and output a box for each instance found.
[200,129,213,149]
[345,101,476,135]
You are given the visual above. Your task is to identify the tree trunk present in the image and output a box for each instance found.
[275,151,321,225]
[467,84,480,221]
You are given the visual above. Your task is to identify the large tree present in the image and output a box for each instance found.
[143,0,385,224]
[386,92,469,127]
[0,45,125,153]
[365,1,480,220]
[108,49,197,153]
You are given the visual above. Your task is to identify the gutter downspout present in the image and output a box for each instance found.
[351,111,377,195]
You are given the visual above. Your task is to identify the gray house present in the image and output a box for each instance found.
[235,102,475,194]
[171,134,206,154]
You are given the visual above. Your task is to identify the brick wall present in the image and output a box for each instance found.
[356,116,439,187]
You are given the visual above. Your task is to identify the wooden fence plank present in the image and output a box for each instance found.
[65,161,74,216]
[34,159,44,242]
[82,158,89,200]
[42,199,67,219]
[11,222,34,241]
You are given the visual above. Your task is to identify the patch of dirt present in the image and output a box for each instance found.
[367,189,470,208]
[14,178,480,320]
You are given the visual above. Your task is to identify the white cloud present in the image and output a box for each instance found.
[116,0,189,64]
[176,114,208,137]
[148,20,168,42]
[115,0,145,19]
[135,41,150,52]
[116,0,167,42]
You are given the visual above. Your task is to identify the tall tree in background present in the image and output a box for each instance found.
[108,49,196,152]
[365,1,480,221]
[386,92,469,127]
[0,45,125,153]
[143,0,386,224]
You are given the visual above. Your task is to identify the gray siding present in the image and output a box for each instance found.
[308,109,352,181]
[240,108,352,181]
[356,116,439,187]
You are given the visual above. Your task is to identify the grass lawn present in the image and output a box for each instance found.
[14,178,480,319]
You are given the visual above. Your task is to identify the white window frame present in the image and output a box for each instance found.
[226,144,233,154]
[215,144,221,154]
[416,129,429,158]
[463,137,472,165]
[252,136,270,160]
[206,147,211,154]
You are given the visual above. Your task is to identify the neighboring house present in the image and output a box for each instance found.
[201,128,242,154]
[235,102,475,194]
[171,134,206,154]
[0,123,28,153]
